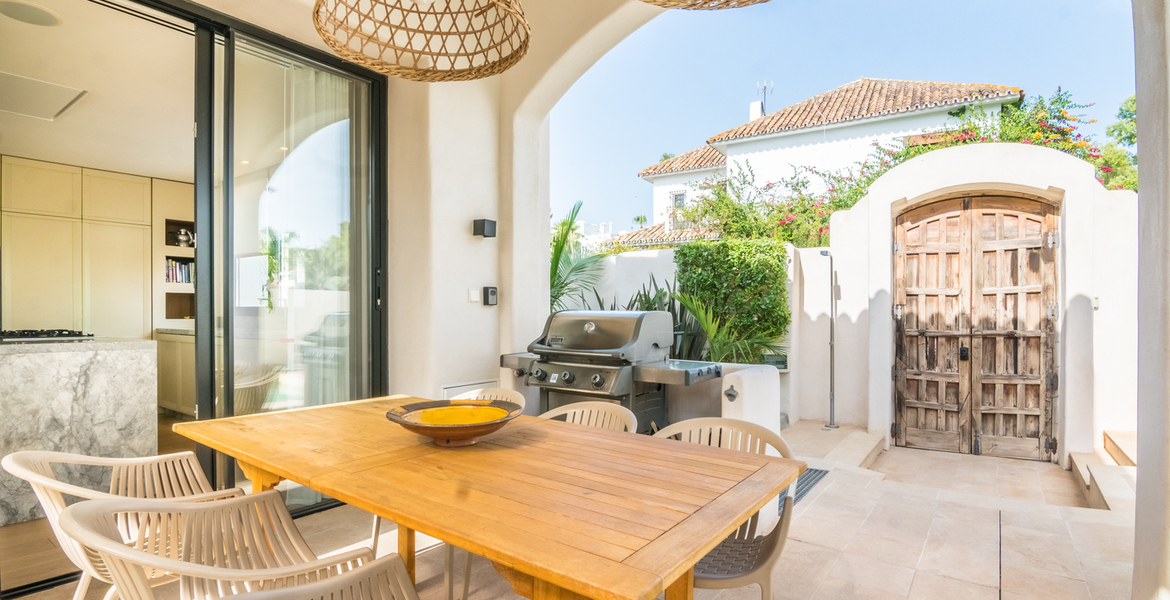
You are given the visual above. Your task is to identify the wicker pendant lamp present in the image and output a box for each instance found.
[313,0,530,83]
[638,0,771,9]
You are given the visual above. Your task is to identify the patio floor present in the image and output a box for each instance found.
[17,430,1133,600]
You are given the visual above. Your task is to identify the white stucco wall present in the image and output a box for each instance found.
[719,103,1010,192]
[816,143,1138,465]
[644,168,721,226]
[581,248,677,309]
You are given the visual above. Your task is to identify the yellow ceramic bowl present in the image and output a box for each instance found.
[386,398,523,447]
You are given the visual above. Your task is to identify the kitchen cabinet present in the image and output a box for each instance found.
[1,156,82,218]
[83,221,152,338]
[82,169,152,225]
[152,179,195,327]
[156,331,196,416]
[1,212,83,330]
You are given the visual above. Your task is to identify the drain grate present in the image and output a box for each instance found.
[780,467,830,515]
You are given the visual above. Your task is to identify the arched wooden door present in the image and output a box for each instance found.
[893,197,1058,460]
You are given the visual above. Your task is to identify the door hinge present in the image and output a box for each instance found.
[893,241,902,254]
[1047,231,1060,249]
[973,430,982,455]
[1045,437,1058,454]
[891,422,901,438]
[1046,303,1060,320]
[893,304,904,320]
[193,122,198,138]
[892,365,903,380]
[1046,373,1059,390]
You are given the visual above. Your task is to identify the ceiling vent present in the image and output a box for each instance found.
[0,71,86,121]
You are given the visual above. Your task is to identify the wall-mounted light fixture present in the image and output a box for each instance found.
[473,219,497,238]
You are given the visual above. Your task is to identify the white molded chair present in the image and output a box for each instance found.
[58,491,374,600]
[227,554,420,600]
[370,387,526,600]
[653,418,795,600]
[538,401,637,433]
[1,451,243,600]
[451,387,526,410]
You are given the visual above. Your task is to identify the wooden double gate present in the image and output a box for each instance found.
[893,197,1058,461]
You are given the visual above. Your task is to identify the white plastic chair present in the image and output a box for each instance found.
[1,450,243,600]
[539,400,637,433]
[227,554,420,600]
[653,418,795,600]
[451,387,526,410]
[370,387,526,600]
[58,491,374,600]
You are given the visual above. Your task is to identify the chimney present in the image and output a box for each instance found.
[749,100,765,121]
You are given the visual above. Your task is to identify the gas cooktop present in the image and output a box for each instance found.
[0,329,96,342]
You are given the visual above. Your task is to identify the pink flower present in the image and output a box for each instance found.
[1096,178,1104,183]
[1101,166,1114,172]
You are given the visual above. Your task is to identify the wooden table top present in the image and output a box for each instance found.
[174,396,806,600]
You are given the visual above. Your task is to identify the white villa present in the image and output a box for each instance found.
[639,77,1024,229]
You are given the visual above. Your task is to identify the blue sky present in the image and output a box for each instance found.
[549,0,1137,229]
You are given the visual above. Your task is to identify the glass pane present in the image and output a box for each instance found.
[224,35,371,505]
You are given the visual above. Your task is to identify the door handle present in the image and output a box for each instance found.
[960,346,970,361]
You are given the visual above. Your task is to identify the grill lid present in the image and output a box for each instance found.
[528,310,673,364]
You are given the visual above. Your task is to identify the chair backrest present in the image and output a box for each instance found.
[59,491,331,600]
[539,401,637,433]
[227,554,420,600]
[451,387,526,410]
[233,364,284,416]
[654,418,793,539]
[653,417,793,459]
[1,450,217,582]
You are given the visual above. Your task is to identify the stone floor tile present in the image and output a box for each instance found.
[1080,559,1133,600]
[809,576,908,600]
[828,553,915,596]
[1000,525,1084,580]
[999,504,1068,536]
[1067,521,1135,563]
[788,512,863,552]
[771,539,840,600]
[856,503,934,544]
[906,572,998,600]
[1001,563,1092,600]
[929,501,1000,542]
[842,533,925,570]
[916,531,999,588]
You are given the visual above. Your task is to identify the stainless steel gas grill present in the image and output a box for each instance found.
[502,310,722,433]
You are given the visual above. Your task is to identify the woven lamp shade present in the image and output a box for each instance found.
[638,0,770,8]
[313,0,530,83]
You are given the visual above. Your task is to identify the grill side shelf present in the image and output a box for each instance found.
[634,361,722,386]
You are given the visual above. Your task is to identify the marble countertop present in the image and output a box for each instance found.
[0,338,156,355]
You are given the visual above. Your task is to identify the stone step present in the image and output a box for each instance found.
[822,430,885,469]
[1070,449,1117,493]
[1086,462,1137,513]
[1104,430,1137,466]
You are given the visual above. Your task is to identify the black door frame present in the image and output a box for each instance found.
[126,0,390,488]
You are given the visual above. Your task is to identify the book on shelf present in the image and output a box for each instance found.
[164,258,195,284]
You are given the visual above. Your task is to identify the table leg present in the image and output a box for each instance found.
[399,526,416,584]
[237,461,282,492]
[665,567,694,600]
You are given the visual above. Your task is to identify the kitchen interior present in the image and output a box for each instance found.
[0,0,370,593]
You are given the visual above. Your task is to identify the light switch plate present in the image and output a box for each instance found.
[468,289,480,303]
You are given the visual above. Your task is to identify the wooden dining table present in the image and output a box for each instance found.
[173,396,805,600]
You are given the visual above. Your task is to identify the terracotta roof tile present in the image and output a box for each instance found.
[602,222,720,249]
[639,145,727,178]
[707,77,1023,144]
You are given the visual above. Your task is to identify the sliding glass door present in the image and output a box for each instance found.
[214,34,375,504]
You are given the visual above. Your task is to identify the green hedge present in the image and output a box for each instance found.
[674,239,790,340]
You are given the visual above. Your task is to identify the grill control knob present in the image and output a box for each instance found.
[531,368,547,381]
[561,371,575,385]
[591,374,605,388]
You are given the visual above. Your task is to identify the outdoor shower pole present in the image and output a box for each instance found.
[821,250,838,428]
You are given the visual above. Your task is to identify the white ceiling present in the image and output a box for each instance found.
[0,0,195,182]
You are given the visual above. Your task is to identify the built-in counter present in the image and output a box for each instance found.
[0,338,157,526]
